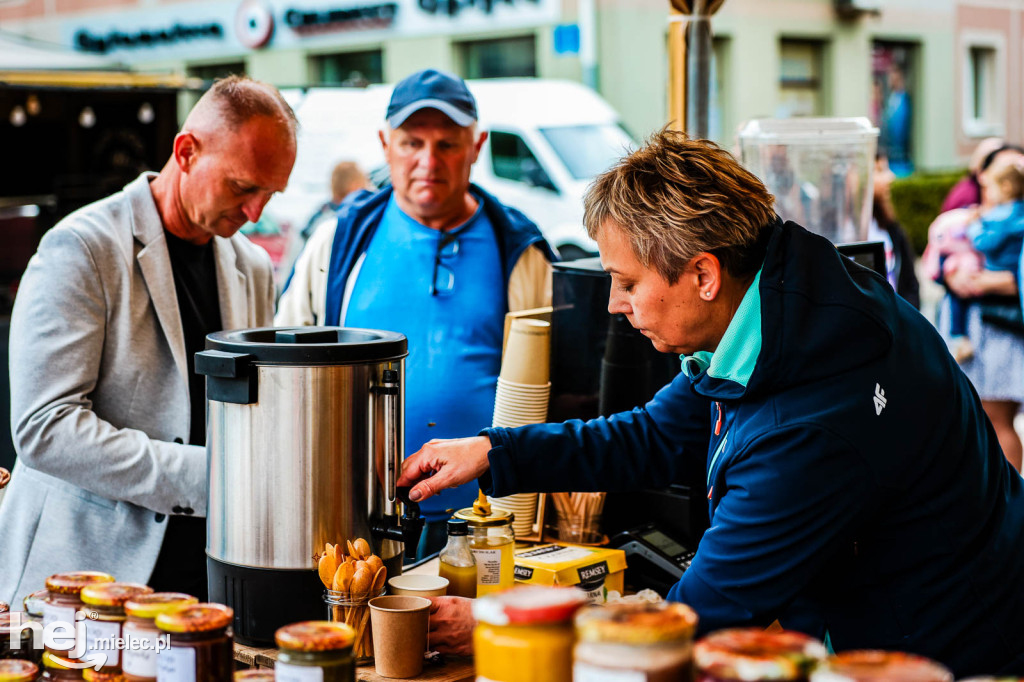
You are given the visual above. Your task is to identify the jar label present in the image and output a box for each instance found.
[471,548,502,585]
[123,633,159,677]
[574,663,647,682]
[157,645,196,682]
[84,618,121,666]
[42,604,76,630]
[275,661,325,682]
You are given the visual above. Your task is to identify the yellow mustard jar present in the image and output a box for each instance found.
[472,586,588,682]
[454,491,515,597]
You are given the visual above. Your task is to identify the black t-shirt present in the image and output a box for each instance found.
[148,230,222,600]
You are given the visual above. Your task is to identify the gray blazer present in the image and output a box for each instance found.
[0,173,274,605]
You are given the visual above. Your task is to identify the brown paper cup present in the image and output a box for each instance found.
[387,575,449,597]
[369,595,431,678]
[499,318,550,385]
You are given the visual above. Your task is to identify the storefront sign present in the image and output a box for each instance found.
[283,2,397,35]
[74,21,223,54]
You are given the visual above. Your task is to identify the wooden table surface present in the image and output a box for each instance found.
[233,557,473,681]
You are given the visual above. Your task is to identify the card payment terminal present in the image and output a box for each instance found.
[609,523,697,595]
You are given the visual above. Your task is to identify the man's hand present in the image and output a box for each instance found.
[397,436,491,502]
[427,596,475,656]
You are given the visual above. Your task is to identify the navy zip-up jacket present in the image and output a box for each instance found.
[483,221,1024,677]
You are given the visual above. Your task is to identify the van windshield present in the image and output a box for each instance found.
[539,124,635,180]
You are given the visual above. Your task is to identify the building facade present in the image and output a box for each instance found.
[2,0,1022,171]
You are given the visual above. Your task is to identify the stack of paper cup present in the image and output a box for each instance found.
[491,317,551,536]
[488,493,540,536]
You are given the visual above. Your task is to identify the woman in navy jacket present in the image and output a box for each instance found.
[399,131,1024,677]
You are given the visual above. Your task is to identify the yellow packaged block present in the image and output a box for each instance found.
[513,543,626,603]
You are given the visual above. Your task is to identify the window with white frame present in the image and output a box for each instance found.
[962,36,1003,137]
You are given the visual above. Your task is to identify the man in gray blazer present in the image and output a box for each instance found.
[0,76,297,606]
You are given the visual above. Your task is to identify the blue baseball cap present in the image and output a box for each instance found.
[386,69,478,128]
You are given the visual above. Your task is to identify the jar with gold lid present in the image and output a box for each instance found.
[274,621,355,682]
[574,601,698,682]
[473,586,588,682]
[79,583,152,675]
[39,652,83,681]
[1,612,38,664]
[155,604,233,682]
[695,628,828,682]
[44,573,115,661]
[453,491,515,597]
[24,591,49,624]
[82,670,123,682]
[809,650,953,682]
[0,659,39,682]
[121,593,196,682]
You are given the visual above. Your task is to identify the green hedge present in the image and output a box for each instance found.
[890,170,965,255]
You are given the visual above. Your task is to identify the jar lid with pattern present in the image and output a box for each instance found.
[275,621,355,653]
[0,612,31,639]
[695,628,828,681]
[234,671,275,681]
[575,601,699,645]
[473,586,588,626]
[124,592,198,620]
[454,492,514,528]
[155,603,233,634]
[0,659,39,682]
[81,583,153,608]
[45,572,115,596]
[809,650,953,682]
[0,602,7,614]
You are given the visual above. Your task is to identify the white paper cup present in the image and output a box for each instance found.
[387,574,449,597]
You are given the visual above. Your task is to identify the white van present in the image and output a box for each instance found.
[258,78,636,268]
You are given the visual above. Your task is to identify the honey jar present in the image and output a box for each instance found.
[574,601,699,681]
[473,586,588,682]
[39,652,83,680]
[0,659,39,682]
[121,593,197,682]
[454,492,515,597]
[0,612,37,664]
[155,604,234,682]
[695,628,828,682]
[809,650,953,681]
[274,621,355,682]
[79,583,153,674]
[24,591,49,624]
[44,573,116,661]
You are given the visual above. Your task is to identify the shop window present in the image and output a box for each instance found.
[777,39,826,118]
[871,40,917,176]
[311,49,383,86]
[962,40,1002,137]
[187,62,246,82]
[489,130,556,192]
[458,36,536,79]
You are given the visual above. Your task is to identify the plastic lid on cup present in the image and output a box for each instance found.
[45,571,115,596]
[695,628,828,681]
[155,603,233,634]
[275,621,355,652]
[81,582,153,608]
[0,659,39,682]
[124,592,199,620]
[810,650,953,682]
[575,601,698,644]
[473,586,588,626]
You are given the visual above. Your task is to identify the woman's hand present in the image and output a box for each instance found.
[947,268,1018,298]
[397,436,492,502]
[427,596,475,656]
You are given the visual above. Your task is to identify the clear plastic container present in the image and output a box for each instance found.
[695,628,828,681]
[738,117,879,245]
[574,602,698,681]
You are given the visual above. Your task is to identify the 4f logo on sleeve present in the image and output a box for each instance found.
[873,384,887,415]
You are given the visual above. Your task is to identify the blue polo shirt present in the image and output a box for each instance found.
[343,195,505,520]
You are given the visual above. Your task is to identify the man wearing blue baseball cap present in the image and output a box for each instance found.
[278,69,556,557]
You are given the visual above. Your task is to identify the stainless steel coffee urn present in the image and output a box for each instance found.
[196,327,423,644]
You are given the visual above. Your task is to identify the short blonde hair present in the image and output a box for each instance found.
[584,130,776,283]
